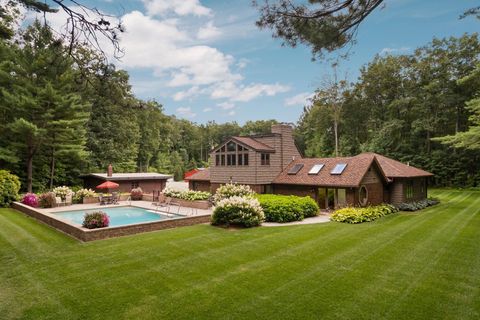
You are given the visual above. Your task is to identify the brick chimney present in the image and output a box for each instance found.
[107,164,113,177]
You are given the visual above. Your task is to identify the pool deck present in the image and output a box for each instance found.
[12,201,213,242]
[43,200,213,217]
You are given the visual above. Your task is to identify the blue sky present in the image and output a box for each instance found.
[45,0,479,124]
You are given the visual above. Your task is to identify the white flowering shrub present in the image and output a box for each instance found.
[74,188,96,203]
[211,196,264,227]
[53,186,73,199]
[213,183,255,204]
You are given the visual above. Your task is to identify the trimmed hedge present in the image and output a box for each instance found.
[331,204,398,224]
[396,198,439,211]
[256,194,319,223]
[211,196,264,227]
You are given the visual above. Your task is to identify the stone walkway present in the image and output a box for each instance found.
[262,214,331,227]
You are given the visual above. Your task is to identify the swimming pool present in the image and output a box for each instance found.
[55,206,177,227]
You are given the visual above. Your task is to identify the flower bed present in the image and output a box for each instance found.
[82,211,109,229]
[396,198,439,211]
[162,187,212,209]
[331,204,398,224]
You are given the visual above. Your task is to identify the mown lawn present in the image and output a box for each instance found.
[1,189,479,320]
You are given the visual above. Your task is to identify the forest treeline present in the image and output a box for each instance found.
[0,20,479,192]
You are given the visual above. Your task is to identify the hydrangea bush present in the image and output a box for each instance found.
[21,193,38,207]
[213,183,255,204]
[331,204,398,224]
[53,186,73,200]
[163,187,211,201]
[82,211,110,229]
[0,170,21,207]
[73,188,96,203]
[211,196,264,227]
[39,192,56,208]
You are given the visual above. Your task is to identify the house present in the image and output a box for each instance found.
[82,165,171,194]
[187,124,433,208]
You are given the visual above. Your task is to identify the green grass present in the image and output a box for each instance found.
[1,189,479,319]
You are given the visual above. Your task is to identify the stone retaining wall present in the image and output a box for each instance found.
[11,202,211,242]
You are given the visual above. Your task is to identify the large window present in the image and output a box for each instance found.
[215,141,249,166]
[261,153,270,165]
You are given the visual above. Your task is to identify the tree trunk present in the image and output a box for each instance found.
[334,118,339,157]
[27,153,33,193]
[49,147,55,190]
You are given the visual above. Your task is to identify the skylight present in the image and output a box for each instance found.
[308,164,324,175]
[331,163,347,175]
[288,164,304,175]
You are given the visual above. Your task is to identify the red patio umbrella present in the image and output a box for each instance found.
[96,181,119,193]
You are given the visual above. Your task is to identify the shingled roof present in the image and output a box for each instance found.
[273,153,432,187]
[231,136,275,152]
[372,153,434,178]
[273,153,387,187]
[186,168,210,181]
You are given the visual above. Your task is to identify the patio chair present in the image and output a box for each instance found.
[55,196,65,207]
[165,197,181,214]
[111,192,120,205]
[98,193,106,205]
[65,194,73,206]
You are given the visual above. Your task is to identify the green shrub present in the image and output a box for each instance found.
[82,211,109,229]
[163,187,211,201]
[396,198,439,211]
[256,194,319,223]
[211,196,264,227]
[213,184,255,204]
[0,170,20,207]
[331,204,398,224]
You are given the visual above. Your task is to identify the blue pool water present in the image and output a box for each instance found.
[55,206,175,227]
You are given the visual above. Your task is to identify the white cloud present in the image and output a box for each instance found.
[227,110,236,116]
[42,4,291,109]
[173,86,200,101]
[380,46,410,55]
[284,92,315,107]
[212,82,290,102]
[143,0,211,16]
[176,107,196,118]
[197,21,221,40]
[203,107,213,112]
[217,102,235,110]
[236,58,249,69]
